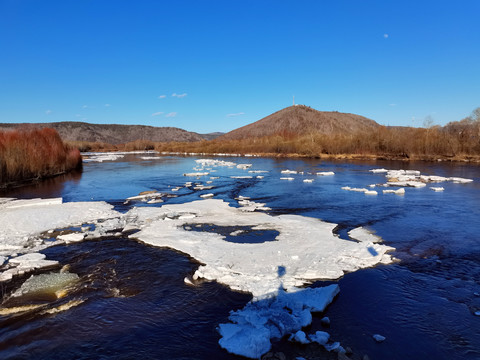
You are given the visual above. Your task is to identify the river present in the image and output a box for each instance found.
[1,153,479,359]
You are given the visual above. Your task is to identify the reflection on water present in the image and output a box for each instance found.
[1,154,480,359]
[0,170,82,200]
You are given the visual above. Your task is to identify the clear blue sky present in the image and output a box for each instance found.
[1,1,479,133]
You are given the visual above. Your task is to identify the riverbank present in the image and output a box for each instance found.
[80,147,480,164]
[0,128,83,189]
[67,130,480,164]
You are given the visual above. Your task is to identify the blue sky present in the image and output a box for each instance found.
[1,1,479,133]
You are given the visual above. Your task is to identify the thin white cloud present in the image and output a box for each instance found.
[227,112,245,117]
[151,111,164,117]
[82,105,88,109]
[105,103,111,107]
[75,114,81,117]
[158,95,167,99]
[383,33,389,39]
[45,109,52,115]
[172,93,187,98]
[165,112,177,118]
[389,103,397,107]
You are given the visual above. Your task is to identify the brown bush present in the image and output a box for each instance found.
[0,128,83,186]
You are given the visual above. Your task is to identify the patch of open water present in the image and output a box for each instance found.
[1,154,480,359]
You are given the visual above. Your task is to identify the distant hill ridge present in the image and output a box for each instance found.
[0,122,221,144]
[220,105,380,140]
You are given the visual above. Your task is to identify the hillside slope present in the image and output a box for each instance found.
[220,105,379,140]
[0,122,209,144]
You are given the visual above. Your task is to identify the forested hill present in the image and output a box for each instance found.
[0,122,222,144]
[220,105,380,140]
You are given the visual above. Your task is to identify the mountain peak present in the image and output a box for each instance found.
[220,106,379,140]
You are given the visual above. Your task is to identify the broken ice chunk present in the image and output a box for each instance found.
[383,188,405,195]
[281,170,298,174]
[309,331,330,345]
[290,330,310,344]
[183,172,209,177]
[348,227,383,243]
[11,271,79,301]
[57,233,86,244]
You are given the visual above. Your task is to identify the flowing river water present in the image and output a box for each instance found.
[1,154,480,359]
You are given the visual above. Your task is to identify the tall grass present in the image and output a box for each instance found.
[0,128,83,186]
[65,122,480,162]
[154,126,480,160]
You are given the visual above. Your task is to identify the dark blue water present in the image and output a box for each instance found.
[2,154,480,359]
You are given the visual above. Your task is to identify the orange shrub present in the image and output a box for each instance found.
[0,128,83,186]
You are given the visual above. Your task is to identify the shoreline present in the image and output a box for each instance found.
[85,149,480,164]
[0,169,82,191]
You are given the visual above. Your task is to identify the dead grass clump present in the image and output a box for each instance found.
[0,128,83,186]
[124,139,155,151]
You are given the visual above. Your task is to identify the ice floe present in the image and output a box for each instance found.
[0,253,59,282]
[2,197,63,209]
[218,285,340,358]
[0,198,118,251]
[281,170,298,174]
[317,171,335,176]
[303,179,314,183]
[131,199,394,298]
[0,197,119,281]
[373,334,386,342]
[10,271,79,300]
[195,159,236,167]
[200,193,214,199]
[450,177,473,184]
[430,187,445,192]
[387,180,426,188]
[377,169,473,187]
[140,156,162,160]
[183,172,209,177]
[237,164,252,170]
[125,192,164,203]
[342,187,368,193]
[382,188,405,195]
[236,199,271,212]
[83,153,125,162]
[280,177,295,181]
[348,227,383,243]
[57,233,86,244]
[193,185,214,190]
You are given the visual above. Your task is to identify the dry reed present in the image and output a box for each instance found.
[0,128,83,186]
